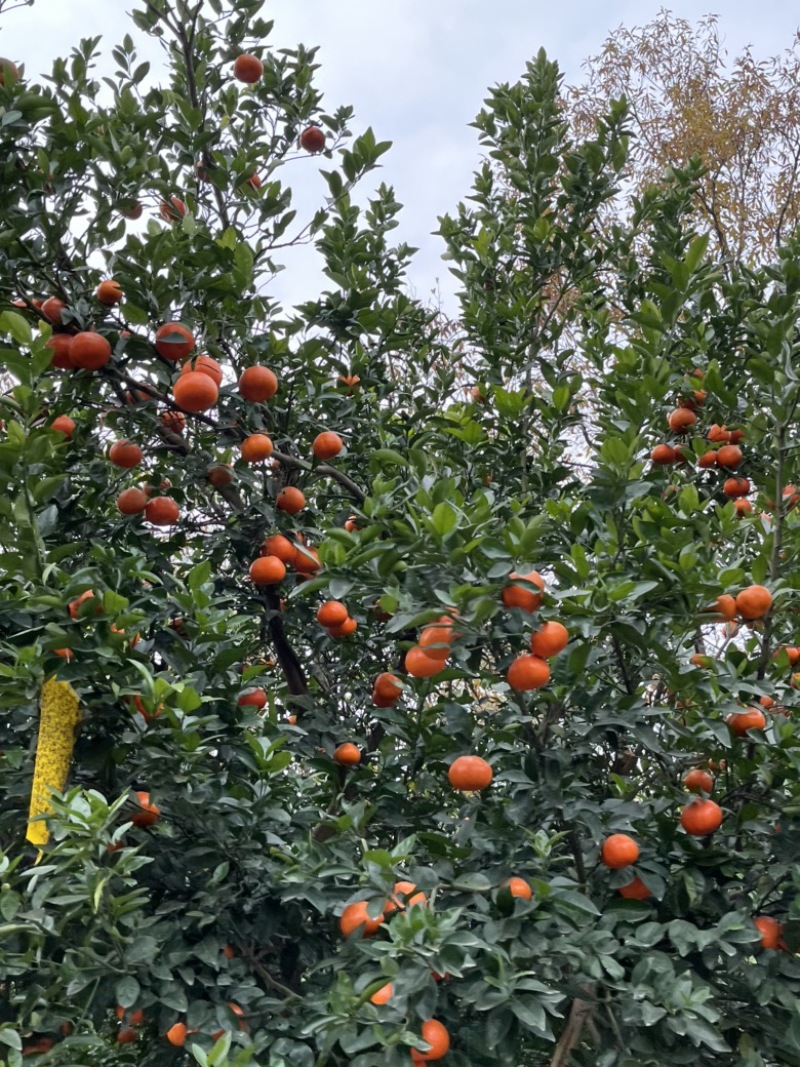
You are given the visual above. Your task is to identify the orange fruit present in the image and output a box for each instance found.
[166,1022,187,1047]
[735,584,772,620]
[726,708,766,735]
[117,1028,138,1044]
[327,615,357,637]
[334,742,361,766]
[729,428,746,445]
[249,555,286,585]
[0,58,19,85]
[529,621,569,658]
[754,915,782,950]
[723,476,750,498]
[759,694,776,708]
[174,370,218,412]
[734,498,753,516]
[405,646,446,678]
[276,486,305,514]
[373,672,402,702]
[233,53,264,83]
[41,296,66,324]
[667,408,696,433]
[697,450,717,468]
[108,440,143,468]
[412,1019,450,1063]
[503,876,532,900]
[237,688,267,709]
[690,653,711,668]
[131,791,160,828]
[46,334,74,369]
[180,354,223,386]
[239,366,278,401]
[155,322,194,361]
[312,431,343,460]
[71,331,112,370]
[262,534,297,564]
[339,900,384,938]
[344,516,360,532]
[160,410,186,433]
[50,415,76,438]
[418,615,457,659]
[120,200,143,220]
[507,654,550,691]
[145,496,180,526]
[618,876,651,900]
[370,982,394,1005]
[317,601,349,627]
[207,464,235,488]
[295,545,321,574]
[240,433,274,463]
[159,196,186,222]
[716,444,743,469]
[502,570,545,612]
[384,880,426,912]
[117,488,149,515]
[680,798,723,836]
[67,589,100,619]
[650,444,676,465]
[683,768,714,793]
[448,754,492,791]
[600,833,639,869]
[710,593,736,620]
[244,173,262,190]
[707,424,731,443]
[300,126,326,153]
[96,279,123,304]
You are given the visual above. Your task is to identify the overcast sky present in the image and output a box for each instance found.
[2,1,799,309]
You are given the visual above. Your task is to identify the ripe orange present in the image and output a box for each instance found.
[373,672,402,702]
[249,555,286,585]
[735,584,772,620]
[240,433,274,463]
[503,876,532,900]
[370,982,394,1005]
[600,833,639,869]
[237,688,267,709]
[276,486,305,514]
[239,365,278,401]
[708,424,731,443]
[68,589,99,619]
[507,654,550,691]
[697,450,717,468]
[418,615,456,659]
[207,464,235,488]
[529,621,569,658]
[181,354,223,386]
[245,173,262,190]
[46,334,74,369]
[145,496,180,526]
[317,601,349,627]
[754,915,782,950]
[448,754,492,791]
[117,488,149,515]
[334,742,361,766]
[121,200,143,220]
[155,322,194,361]
[131,791,160,828]
[405,646,446,678]
[726,708,766,735]
[300,126,326,153]
[650,444,676,465]
[41,296,66,324]
[734,498,753,516]
[262,534,297,564]
[680,798,723,836]
[344,516,360,532]
[117,1028,138,1044]
[412,1019,450,1063]
[729,428,746,445]
[295,545,321,574]
[502,570,545,612]
[108,440,143,468]
[667,408,696,433]
[690,653,711,668]
[50,415,75,438]
[159,196,186,222]
[160,410,186,433]
[0,58,19,85]
[174,370,218,412]
[327,615,357,637]
[96,279,123,304]
[312,431,343,460]
[716,444,743,469]
[618,876,651,900]
[166,1022,187,1047]
[339,900,384,938]
[684,768,714,793]
[384,880,426,912]
[233,53,264,83]
[723,476,750,498]
[71,331,112,370]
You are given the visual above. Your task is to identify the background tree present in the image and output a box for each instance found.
[568,10,800,264]
[1,4,800,1067]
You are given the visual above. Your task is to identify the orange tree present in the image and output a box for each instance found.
[1,3,800,1066]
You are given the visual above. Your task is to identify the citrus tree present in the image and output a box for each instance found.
[1,4,800,1067]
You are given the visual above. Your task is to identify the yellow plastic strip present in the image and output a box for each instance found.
[26,676,81,848]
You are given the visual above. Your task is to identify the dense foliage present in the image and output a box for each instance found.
[1,3,799,1066]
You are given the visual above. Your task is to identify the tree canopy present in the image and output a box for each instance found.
[1,3,800,1067]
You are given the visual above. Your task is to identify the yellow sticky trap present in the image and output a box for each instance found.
[26,676,81,848]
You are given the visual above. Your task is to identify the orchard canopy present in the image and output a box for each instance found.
[1,2,800,1066]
